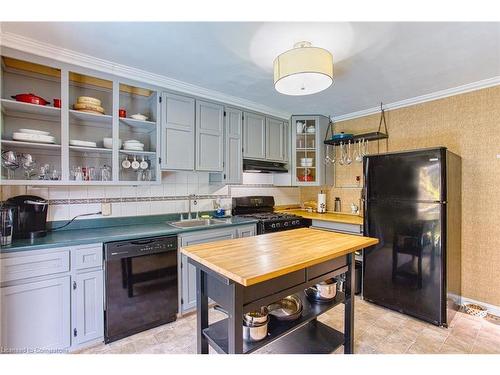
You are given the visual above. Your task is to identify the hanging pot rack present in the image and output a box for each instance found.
[323,102,389,147]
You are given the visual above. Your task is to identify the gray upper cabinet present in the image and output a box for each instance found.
[161,92,195,170]
[72,270,104,346]
[195,100,224,171]
[224,107,243,184]
[243,112,266,159]
[266,117,285,162]
[1,276,71,351]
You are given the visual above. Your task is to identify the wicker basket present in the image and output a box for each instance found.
[464,303,488,318]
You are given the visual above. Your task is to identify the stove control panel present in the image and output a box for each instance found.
[262,217,311,233]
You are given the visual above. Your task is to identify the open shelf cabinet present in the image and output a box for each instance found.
[118,83,159,183]
[1,55,161,185]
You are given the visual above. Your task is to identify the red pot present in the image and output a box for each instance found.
[118,108,127,118]
[53,98,61,108]
[11,93,50,106]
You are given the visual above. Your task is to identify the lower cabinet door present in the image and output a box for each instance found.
[179,229,237,313]
[72,271,104,346]
[1,276,71,352]
[180,253,198,312]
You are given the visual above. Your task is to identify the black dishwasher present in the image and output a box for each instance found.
[104,236,178,343]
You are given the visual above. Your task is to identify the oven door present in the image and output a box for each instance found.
[104,240,178,343]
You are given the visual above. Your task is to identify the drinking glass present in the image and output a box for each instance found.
[101,165,111,181]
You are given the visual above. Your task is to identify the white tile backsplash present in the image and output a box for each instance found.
[136,201,151,216]
[70,203,101,219]
[175,172,188,185]
[104,186,121,198]
[163,184,176,196]
[87,187,105,199]
[161,172,176,183]
[175,184,188,196]
[1,186,26,200]
[48,205,70,221]
[150,185,164,197]
[187,184,198,195]
[110,202,122,217]
[48,187,69,200]
[150,201,169,215]
[242,172,274,185]
[69,186,87,199]
[2,171,300,222]
[120,186,137,198]
[187,171,198,184]
[27,186,49,199]
[120,202,138,217]
[136,186,151,198]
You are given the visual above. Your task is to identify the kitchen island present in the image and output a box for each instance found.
[180,228,378,354]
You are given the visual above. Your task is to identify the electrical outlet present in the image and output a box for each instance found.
[101,203,112,216]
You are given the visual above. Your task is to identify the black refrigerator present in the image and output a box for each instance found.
[363,147,462,326]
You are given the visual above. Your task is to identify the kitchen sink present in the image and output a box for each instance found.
[167,218,228,228]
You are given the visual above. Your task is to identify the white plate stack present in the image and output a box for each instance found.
[69,140,97,148]
[13,129,56,144]
[123,140,144,151]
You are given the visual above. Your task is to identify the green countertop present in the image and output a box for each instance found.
[0,216,258,254]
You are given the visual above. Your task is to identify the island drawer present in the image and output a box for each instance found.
[0,249,70,283]
[307,256,347,280]
[244,270,305,304]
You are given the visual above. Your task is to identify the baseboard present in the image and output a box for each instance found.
[460,295,500,317]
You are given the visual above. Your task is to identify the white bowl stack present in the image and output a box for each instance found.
[103,138,122,149]
[123,140,144,151]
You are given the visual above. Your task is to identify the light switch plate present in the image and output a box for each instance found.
[101,203,112,216]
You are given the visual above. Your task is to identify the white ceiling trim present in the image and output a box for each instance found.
[334,75,500,122]
[0,31,291,119]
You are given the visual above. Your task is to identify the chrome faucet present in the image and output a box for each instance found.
[187,194,198,220]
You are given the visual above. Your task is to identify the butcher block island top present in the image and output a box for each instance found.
[180,227,378,286]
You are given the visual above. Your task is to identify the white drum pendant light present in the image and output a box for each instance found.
[273,41,334,96]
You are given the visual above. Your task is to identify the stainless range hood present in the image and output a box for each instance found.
[243,159,288,173]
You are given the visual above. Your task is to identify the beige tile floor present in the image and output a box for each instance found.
[78,297,500,354]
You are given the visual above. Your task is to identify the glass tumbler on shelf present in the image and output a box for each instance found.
[50,169,60,181]
[72,166,83,181]
[101,165,111,181]
[88,167,98,181]
[2,150,19,179]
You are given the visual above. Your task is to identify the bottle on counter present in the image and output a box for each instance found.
[334,197,342,212]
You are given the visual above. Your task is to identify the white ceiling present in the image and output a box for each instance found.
[2,22,499,117]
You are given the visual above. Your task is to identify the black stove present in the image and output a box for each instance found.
[232,196,311,235]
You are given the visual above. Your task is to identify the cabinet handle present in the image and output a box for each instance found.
[73,328,77,337]
[73,281,77,290]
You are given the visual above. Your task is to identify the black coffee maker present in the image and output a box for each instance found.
[6,195,49,239]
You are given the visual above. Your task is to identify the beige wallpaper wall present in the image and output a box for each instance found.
[301,86,500,307]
